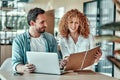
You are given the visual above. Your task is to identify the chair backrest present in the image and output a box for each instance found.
[0,58,12,71]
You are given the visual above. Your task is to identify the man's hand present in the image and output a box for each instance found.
[24,64,36,73]
[16,63,36,73]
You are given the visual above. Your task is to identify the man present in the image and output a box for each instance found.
[12,8,58,73]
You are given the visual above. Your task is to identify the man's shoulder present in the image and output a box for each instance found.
[13,32,27,41]
[43,32,54,38]
[43,32,53,36]
[42,32,56,43]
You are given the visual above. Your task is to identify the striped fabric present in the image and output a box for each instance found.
[30,35,47,52]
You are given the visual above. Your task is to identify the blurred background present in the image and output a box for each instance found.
[0,0,120,78]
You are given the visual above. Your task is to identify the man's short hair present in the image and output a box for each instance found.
[27,7,45,25]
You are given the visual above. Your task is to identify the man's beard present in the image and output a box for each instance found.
[37,26,46,33]
[39,29,45,33]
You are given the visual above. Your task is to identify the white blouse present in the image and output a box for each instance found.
[59,34,95,58]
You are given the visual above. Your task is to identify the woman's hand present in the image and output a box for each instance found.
[94,49,102,62]
[60,56,69,69]
[24,63,36,73]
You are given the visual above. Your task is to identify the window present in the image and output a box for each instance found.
[84,0,115,76]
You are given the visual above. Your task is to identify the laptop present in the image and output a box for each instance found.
[26,52,65,75]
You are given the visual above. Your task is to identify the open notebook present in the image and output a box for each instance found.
[64,46,101,71]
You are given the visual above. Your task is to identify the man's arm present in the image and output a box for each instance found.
[12,37,35,73]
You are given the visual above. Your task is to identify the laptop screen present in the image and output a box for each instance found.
[26,52,61,75]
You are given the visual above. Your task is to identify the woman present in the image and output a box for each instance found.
[58,9,101,69]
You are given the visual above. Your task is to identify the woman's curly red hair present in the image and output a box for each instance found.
[59,9,90,39]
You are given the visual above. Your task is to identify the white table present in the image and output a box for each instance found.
[0,70,119,80]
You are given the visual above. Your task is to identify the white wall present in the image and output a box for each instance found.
[24,0,92,13]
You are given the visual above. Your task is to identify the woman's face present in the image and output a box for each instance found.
[68,17,79,33]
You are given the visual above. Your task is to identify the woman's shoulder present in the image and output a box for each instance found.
[78,34,94,40]
[88,33,95,41]
[89,33,94,38]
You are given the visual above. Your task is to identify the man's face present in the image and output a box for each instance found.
[32,14,47,33]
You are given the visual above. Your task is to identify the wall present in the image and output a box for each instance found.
[45,9,54,35]
[24,0,92,13]
[0,45,12,65]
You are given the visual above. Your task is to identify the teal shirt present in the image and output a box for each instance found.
[12,31,59,71]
